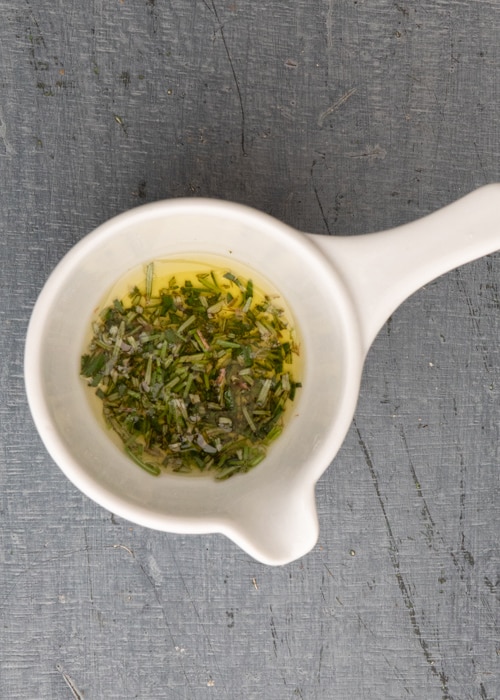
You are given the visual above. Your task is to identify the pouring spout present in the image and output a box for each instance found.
[307,184,500,355]
[224,486,319,566]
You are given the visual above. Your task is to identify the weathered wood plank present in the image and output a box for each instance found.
[0,1,498,698]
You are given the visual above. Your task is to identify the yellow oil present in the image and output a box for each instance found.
[83,254,303,478]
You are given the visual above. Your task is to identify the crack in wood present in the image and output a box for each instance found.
[354,419,454,699]
[204,0,246,156]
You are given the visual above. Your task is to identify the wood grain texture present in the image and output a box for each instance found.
[0,1,499,698]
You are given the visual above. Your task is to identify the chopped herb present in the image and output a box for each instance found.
[81,261,301,479]
[145,262,154,301]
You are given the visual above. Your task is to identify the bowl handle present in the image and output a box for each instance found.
[307,184,500,355]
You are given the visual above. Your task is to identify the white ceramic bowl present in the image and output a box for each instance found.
[25,186,500,564]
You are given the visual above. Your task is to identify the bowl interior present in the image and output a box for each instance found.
[25,199,362,536]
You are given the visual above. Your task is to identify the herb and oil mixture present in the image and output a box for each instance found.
[81,259,301,480]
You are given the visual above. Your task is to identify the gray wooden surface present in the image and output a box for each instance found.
[1,1,499,698]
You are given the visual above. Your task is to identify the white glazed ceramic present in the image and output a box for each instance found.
[25,184,500,565]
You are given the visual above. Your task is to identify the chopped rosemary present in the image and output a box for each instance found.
[81,261,301,479]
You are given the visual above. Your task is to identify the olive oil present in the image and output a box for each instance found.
[81,255,302,479]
